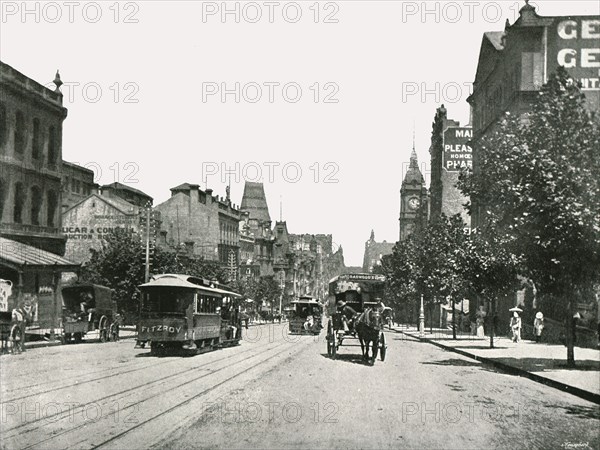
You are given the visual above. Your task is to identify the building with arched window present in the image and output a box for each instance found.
[0,61,68,255]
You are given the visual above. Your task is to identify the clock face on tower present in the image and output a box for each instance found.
[408,197,420,210]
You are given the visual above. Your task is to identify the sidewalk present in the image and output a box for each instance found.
[393,325,600,404]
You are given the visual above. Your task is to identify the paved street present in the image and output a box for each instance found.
[1,323,598,450]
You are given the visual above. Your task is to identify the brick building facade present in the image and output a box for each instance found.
[61,161,98,212]
[154,183,241,270]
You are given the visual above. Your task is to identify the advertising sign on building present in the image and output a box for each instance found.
[0,279,12,312]
[443,127,473,172]
[550,17,600,91]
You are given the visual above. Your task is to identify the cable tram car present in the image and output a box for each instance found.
[137,274,242,355]
[288,296,323,335]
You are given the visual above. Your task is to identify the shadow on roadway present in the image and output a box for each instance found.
[421,358,500,374]
[554,404,600,420]
[320,352,374,366]
[422,358,483,368]
[488,357,600,373]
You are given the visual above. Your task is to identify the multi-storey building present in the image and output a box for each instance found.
[62,193,144,263]
[240,182,274,278]
[468,4,600,228]
[0,61,79,330]
[428,105,472,226]
[154,183,241,272]
[100,182,153,208]
[61,160,98,212]
[467,4,600,333]
[0,61,68,255]
[362,230,394,273]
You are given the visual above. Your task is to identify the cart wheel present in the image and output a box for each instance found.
[99,316,109,343]
[326,320,334,358]
[10,324,23,354]
[74,332,83,343]
[380,332,386,362]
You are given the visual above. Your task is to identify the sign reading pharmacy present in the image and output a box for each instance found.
[443,127,473,172]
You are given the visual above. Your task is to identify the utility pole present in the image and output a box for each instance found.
[279,270,284,316]
[144,204,151,283]
[419,294,425,337]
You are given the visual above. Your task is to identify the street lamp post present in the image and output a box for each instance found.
[419,294,425,337]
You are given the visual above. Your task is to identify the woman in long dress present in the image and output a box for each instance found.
[510,312,521,343]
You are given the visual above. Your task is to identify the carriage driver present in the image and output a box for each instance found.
[337,300,358,332]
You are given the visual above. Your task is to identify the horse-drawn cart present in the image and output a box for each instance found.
[61,284,117,343]
[0,311,22,354]
[325,274,388,365]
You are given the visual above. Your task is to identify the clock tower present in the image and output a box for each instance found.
[399,144,428,241]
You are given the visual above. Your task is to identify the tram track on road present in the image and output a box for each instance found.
[1,341,270,438]
[3,335,303,450]
[1,324,276,402]
[93,339,308,450]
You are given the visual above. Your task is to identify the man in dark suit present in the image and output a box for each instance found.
[337,300,358,332]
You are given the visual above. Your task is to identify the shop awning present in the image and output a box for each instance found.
[0,237,80,271]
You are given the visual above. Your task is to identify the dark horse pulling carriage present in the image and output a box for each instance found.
[326,273,389,365]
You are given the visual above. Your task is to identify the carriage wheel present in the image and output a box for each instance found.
[74,332,83,343]
[326,320,335,358]
[10,324,23,354]
[379,332,387,362]
[99,316,109,343]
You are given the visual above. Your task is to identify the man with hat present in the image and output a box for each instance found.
[337,300,358,333]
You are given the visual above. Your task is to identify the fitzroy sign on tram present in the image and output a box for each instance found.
[443,127,473,172]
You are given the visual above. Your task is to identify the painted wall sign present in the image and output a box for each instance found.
[552,17,600,91]
[443,127,473,172]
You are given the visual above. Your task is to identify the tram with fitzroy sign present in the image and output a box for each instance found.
[137,274,243,355]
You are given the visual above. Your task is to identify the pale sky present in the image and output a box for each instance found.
[1,1,598,265]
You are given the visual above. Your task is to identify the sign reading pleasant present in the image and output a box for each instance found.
[443,127,473,172]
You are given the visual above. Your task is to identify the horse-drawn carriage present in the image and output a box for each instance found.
[61,283,118,343]
[288,296,323,335]
[326,274,389,365]
[0,311,22,354]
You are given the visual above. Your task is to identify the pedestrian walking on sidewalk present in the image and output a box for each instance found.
[510,311,521,343]
[534,312,544,343]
